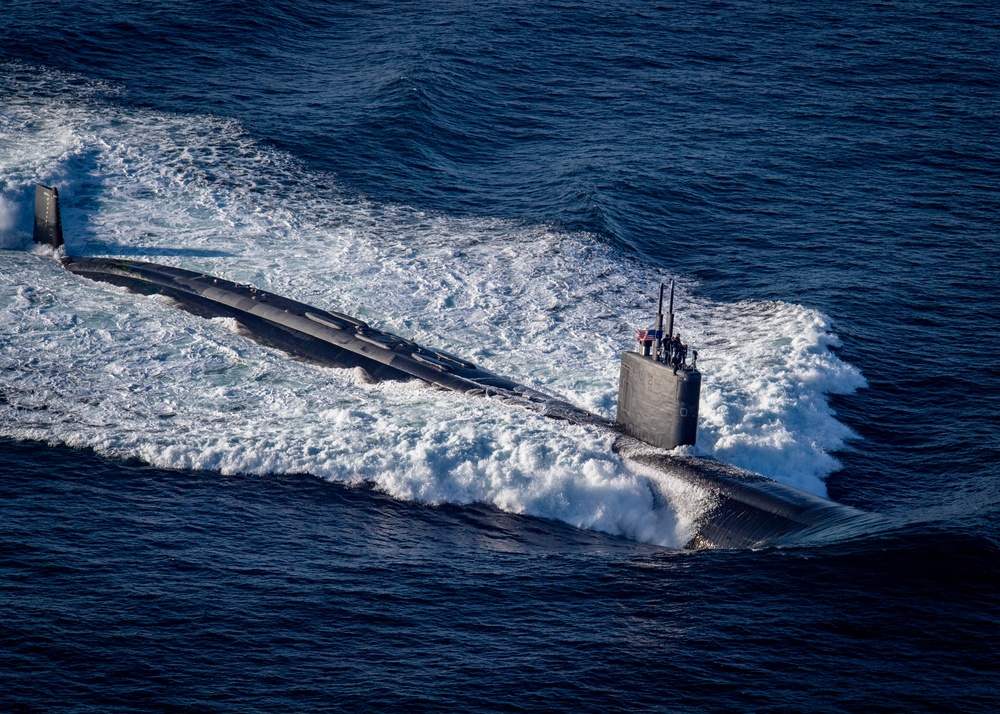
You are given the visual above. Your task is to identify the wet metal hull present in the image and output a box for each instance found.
[63,257,611,427]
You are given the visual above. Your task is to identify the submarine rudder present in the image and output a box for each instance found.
[33,184,64,250]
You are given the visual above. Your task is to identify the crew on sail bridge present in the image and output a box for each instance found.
[666,333,688,373]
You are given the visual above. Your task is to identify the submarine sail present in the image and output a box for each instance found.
[617,280,701,450]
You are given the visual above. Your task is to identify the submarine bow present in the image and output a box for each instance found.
[615,437,882,549]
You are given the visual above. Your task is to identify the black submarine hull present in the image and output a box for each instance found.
[32,185,879,549]
[61,256,610,427]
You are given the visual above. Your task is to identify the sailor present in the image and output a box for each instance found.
[670,334,683,372]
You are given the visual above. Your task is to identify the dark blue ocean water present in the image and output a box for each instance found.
[2,1,999,711]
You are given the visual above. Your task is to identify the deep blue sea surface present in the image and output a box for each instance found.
[2,1,999,711]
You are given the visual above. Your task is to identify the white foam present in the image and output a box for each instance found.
[0,65,866,545]
[0,193,26,248]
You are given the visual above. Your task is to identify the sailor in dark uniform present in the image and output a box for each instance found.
[670,334,683,372]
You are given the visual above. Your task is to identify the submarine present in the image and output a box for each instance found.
[31,184,880,549]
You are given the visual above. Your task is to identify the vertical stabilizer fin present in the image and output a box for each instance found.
[33,184,64,249]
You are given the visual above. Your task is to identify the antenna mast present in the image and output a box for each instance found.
[654,282,665,360]
[665,280,675,357]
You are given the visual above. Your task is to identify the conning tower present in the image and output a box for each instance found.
[616,281,701,450]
